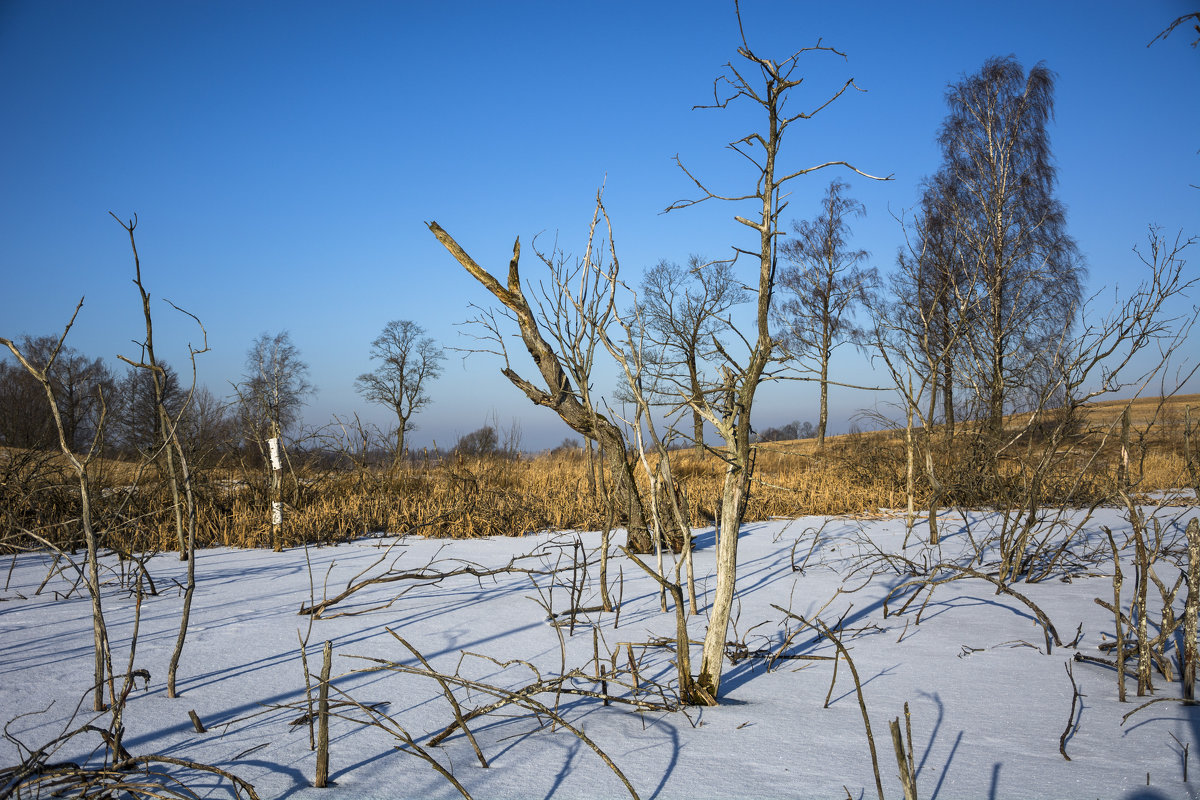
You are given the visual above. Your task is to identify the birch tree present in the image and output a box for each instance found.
[772,179,877,446]
[934,56,1083,439]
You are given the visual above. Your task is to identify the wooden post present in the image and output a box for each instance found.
[314,640,331,787]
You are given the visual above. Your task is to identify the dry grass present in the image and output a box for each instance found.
[1080,392,1200,428]
[3,394,1198,555]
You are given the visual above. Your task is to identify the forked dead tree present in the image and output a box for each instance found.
[427,218,655,553]
[432,5,887,701]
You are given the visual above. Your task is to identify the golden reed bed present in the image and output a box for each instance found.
[2,394,1198,554]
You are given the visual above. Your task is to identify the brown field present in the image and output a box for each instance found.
[2,393,1198,555]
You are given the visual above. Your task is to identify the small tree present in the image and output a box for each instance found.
[354,320,445,460]
[454,425,498,457]
[235,331,312,551]
[772,179,877,446]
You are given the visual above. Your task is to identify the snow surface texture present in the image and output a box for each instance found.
[2,507,1198,799]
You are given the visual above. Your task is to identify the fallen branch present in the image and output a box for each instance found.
[885,563,1063,652]
[346,652,643,800]
[299,554,552,618]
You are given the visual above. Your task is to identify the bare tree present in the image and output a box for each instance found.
[635,256,747,454]
[110,213,210,697]
[663,14,889,701]
[176,385,237,466]
[934,56,1084,439]
[112,361,183,456]
[772,179,877,446]
[2,305,113,712]
[354,320,445,460]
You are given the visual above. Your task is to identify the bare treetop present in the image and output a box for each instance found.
[237,331,314,442]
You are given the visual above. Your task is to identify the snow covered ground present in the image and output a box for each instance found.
[2,506,1199,799]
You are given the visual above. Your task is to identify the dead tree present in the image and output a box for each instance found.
[663,14,888,701]
[111,213,209,698]
[2,305,113,712]
[428,213,655,552]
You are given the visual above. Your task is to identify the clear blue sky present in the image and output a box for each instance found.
[2,1,1197,450]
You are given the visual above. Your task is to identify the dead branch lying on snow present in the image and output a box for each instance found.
[0,722,259,800]
[884,562,1063,653]
[298,543,553,618]
[340,632,652,800]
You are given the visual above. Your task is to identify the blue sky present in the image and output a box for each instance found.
[1,1,1197,450]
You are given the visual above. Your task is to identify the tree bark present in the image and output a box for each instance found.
[695,463,746,702]
[817,350,829,448]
